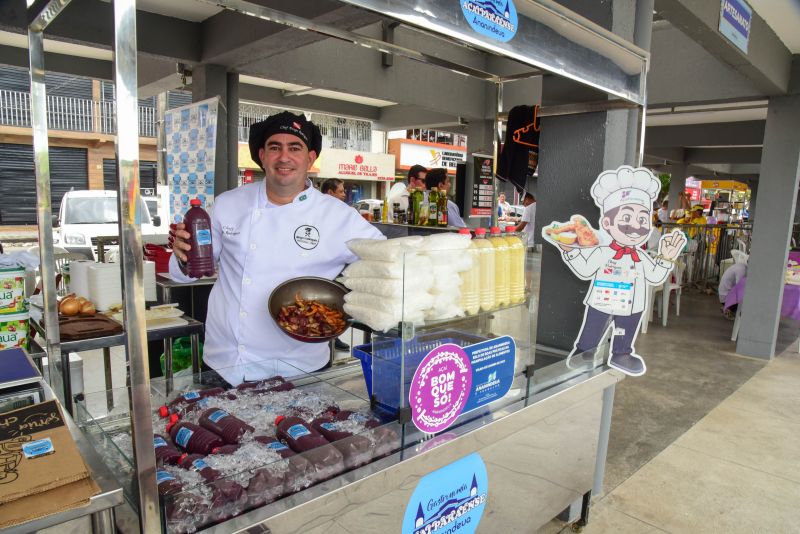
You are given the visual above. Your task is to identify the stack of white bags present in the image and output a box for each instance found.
[341,234,473,331]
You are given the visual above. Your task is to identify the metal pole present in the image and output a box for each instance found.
[112,0,160,530]
[593,383,616,497]
[156,92,167,186]
[492,81,503,228]
[28,29,64,403]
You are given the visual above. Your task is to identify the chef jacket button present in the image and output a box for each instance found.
[243,278,252,285]
[250,243,257,250]
[238,344,245,352]
[240,310,247,318]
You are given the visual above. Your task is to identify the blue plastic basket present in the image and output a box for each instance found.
[352,330,487,412]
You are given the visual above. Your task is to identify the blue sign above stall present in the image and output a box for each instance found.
[460,0,518,43]
[401,453,488,534]
[718,0,752,54]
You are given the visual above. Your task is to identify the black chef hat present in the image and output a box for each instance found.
[248,111,323,169]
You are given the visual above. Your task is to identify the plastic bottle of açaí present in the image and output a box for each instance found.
[274,415,345,483]
[199,408,255,445]
[183,198,215,278]
[168,421,225,455]
[311,416,374,470]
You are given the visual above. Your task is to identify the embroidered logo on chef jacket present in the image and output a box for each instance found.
[222,225,239,237]
[294,225,320,250]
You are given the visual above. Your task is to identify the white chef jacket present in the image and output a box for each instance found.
[387,182,410,213]
[169,180,384,384]
[562,245,671,315]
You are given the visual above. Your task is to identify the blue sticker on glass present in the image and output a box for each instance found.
[286,424,311,440]
[461,0,518,43]
[402,453,488,534]
[196,229,212,246]
[462,335,516,413]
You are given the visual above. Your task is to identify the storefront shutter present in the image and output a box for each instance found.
[103,159,157,192]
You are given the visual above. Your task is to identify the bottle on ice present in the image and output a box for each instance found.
[154,434,182,465]
[199,408,255,444]
[183,198,215,278]
[168,421,225,455]
[274,415,345,483]
[311,416,373,470]
[253,435,315,493]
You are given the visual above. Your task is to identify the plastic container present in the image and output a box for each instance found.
[183,198,215,278]
[253,436,315,494]
[199,408,255,445]
[235,376,288,391]
[428,188,439,226]
[168,421,225,455]
[458,229,480,315]
[0,312,28,350]
[144,244,172,273]
[156,469,184,496]
[473,228,495,312]
[275,416,345,483]
[505,225,526,304]
[167,387,226,410]
[352,330,487,411]
[311,417,373,470]
[489,226,510,307]
[0,267,26,315]
[154,434,182,465]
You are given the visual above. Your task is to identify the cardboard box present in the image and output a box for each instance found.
[0,399,100,528]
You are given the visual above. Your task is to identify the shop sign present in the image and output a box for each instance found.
[401,453,488,534]
[718,0,752,54]
[394,141,467,174]
[409,336,515,434]
[685,187,701,201]
[471,156,494,217]
[461,0,518,43]
[700,180,748,192]
[316,148,395,181]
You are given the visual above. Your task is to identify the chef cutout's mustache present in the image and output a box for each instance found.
[617,222,649,236]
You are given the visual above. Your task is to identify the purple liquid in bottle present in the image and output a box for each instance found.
[169,422,225,455]
[311,417,374,470]
[199,408,255,445]
[154,434,182,465]
[183,198,215,278]
[253,435,314,494]
[274,416,345,483]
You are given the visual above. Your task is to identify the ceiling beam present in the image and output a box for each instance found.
[645,120,765,147]
[654,0,792,95]
[0,43,112,79]
[685,146,762,164]
[238,83,381,121]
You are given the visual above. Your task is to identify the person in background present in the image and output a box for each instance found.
[388,164,427,213]
[425,167,466,227]
[647,220,663,251]
[514,193,536,251]
[497,192,512,221]
[321,178,346,202]
[657,200,669,223]
[719,262,747,319]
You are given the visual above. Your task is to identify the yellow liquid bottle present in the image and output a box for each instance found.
[474,228,495,312]
[505,225,525,304]
[458,228,480,315]
[489,226,510,307]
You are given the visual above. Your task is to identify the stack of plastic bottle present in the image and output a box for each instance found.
[153,377,399,533]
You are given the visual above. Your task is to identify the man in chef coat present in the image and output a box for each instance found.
[558,166,686,376]
[169,111,384,385]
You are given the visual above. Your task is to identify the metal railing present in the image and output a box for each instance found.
[662,223,752,290]
[1,89,374,149]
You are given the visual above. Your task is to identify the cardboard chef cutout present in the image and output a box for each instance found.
[542,165,686,376]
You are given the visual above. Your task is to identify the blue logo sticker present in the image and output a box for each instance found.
[287,424,312,440]
[320,422,338,432]
[196,229,212,246]
[22,438,54,459]
[153,436,168,448]
[191,458,209,471]
[175,427,194,448]
[182,391,200,401]
[207,409,228,423]
[156,470,175,484]
[461,0,518,43]
[265,441,289,451]
[462,335,516,414]
[402,453,488,534]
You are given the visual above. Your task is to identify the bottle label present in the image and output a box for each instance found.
[196,229,212,246]
[207,409,228,423]
[156,470,175,484]
[266,441,289,451]
[175,427,194,448]
[348,413,368,423]
[320,422,338,432]
[153,436,168,448]
[191,459,209,471]
[182,391,200,401]
[286,424,312,440]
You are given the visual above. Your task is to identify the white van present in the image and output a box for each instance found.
[53,189,167,260]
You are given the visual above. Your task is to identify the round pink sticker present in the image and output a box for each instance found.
[409,343,473,434]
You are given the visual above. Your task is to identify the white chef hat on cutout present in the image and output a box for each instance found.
[591,165,661,214]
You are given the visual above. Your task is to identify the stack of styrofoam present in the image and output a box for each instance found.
[416,233,473,320]
[67,260,93,298]
[87,261,156,310]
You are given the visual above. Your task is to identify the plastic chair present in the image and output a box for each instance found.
[731,250,748,264]
[655,260,686,327]
[641,281,663,334]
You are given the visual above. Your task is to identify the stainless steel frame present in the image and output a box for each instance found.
[28,0,648,531]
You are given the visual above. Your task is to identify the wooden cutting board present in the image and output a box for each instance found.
[58,315,123,341]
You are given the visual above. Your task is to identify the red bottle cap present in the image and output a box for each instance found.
[505,226,516,233]
[169,413,180,424]
[190,198,202,207]
[178,453,188,464]
[475,228,486,235]
[274,415,285,425]
[158,406,169,418]
[490,226,501,234]
[458,228,471,235]
[211,447,221,454]
[166,421,176,433]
